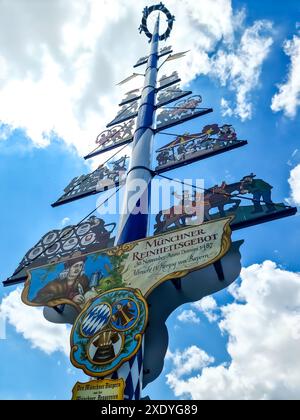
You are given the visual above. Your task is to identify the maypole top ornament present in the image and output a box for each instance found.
[139,3,175,41]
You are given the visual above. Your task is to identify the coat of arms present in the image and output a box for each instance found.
[70,288,148,377]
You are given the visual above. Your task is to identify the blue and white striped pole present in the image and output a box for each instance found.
[116,15,160,244]
[114,15,161,401]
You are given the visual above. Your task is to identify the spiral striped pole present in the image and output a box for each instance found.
[114,15,161,400]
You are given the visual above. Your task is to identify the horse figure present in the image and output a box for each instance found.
[203,181,242,220]
[154,181,243,234]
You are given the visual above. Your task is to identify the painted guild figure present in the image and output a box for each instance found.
[157,149,171,166]
[32,258,97,309]
[96,120,135,151]
[97,156,128,186]
[240,174,276,214]
[176,142,187,161]
[219,124,237,142]
[155,124,241,169]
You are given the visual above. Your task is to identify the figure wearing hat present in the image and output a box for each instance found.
[241,174,276,214]
[33,257,91,309]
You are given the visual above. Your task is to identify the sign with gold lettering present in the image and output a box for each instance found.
[72,379,124,401]
[22,217,232,310]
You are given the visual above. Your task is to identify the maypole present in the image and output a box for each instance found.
[4,2,297,403]
[114,6,174,401]
[116,11,161,244]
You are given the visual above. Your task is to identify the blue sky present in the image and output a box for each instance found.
[1,0,300,400]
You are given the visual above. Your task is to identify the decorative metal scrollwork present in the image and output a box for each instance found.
[52,156,129,207]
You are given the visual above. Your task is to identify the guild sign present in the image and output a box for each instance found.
[85,120,135,159]
[5,217,116,285]
[118,73,183,109]
[153,175,297,234]
[119,90,141,106]
[156,95,213,131]
[107,102,139,128]
[72,379,125,401]
[52,156,129,207]
[22,217,232,310]
[155,124,247,172]
[156,85,192,109]
[70,288,148,377]
[158,72,181,91]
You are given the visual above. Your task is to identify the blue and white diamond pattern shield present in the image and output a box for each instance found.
[81,304,111,337]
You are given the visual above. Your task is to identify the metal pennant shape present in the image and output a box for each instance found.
[4,217,117,286]
[51,156,129,207]
[116,73,141,86]
[155,124,248,173]
[164,50,190,62]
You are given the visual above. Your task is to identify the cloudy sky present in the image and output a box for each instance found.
[0,0,300,400]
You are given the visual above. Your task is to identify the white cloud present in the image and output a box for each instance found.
[220,98,234,117]
[177,309,200,325]
[0,309,6,340]
[166,261,300,400]
[213,20,273,120]
[288,164,300,206]
[192,296,219,323]
[60,217,71,227]
[166,346,214,378]
[67,367,76,376]
[271,30,300,118]
[0,288,70,356]
[0,0,273,157]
